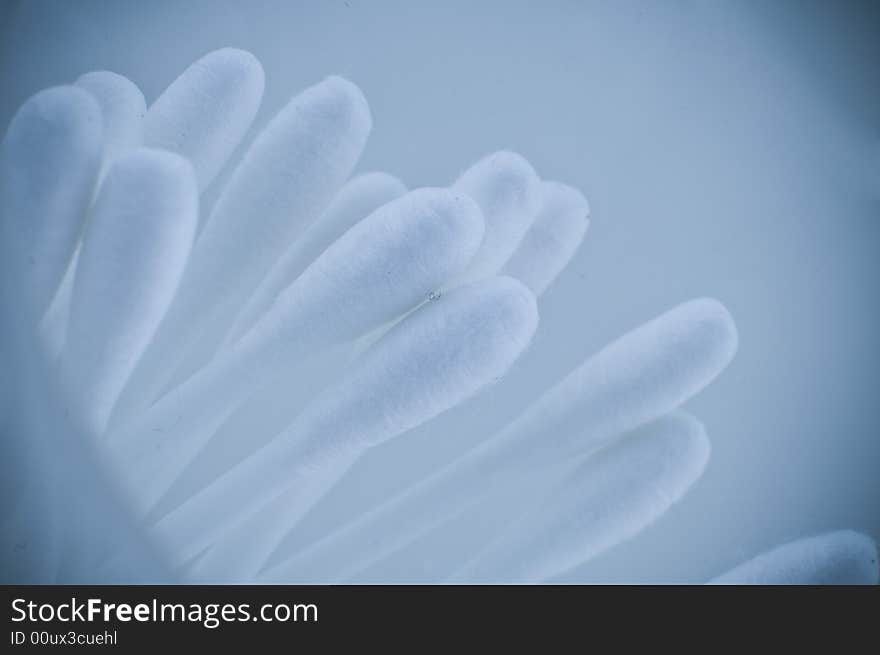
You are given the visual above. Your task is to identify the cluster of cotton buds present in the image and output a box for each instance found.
[1,49,876,584]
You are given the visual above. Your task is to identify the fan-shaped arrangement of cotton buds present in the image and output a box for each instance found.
[1,48,876,585]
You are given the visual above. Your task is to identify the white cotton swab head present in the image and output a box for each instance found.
[502,180,590,295]
[143,48,264,190]
[151,276,539,567]
[244,187,485,351]
[515,297,738,458]
[450,412,710,583]
[709,530,879,585]
[220,171,407,349]
[75,71,146,163]
[61,148,198,437]
[453,151,542,284]
[0,86,103,321]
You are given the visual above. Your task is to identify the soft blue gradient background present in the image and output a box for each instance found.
[1,0,877,582]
